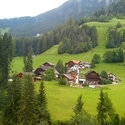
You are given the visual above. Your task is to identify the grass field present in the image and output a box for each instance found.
[12,18,125,122]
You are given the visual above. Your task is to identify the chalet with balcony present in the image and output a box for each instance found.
[85,70,101,85]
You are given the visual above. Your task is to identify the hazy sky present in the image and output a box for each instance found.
[0,0,68,19]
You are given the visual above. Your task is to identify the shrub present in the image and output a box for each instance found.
[102,79,112,85]
[58,78,67,85]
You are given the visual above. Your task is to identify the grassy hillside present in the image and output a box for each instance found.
[12,18,125,122]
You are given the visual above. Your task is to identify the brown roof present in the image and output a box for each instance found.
[85,70,99,77]
[71,60,80,64]
[62,74,73,80]
[43,62,54,67]
[39,65,51,71]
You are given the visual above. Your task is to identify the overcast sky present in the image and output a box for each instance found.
[0,0,68,19]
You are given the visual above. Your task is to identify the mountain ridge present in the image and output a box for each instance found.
[0,0,117,36]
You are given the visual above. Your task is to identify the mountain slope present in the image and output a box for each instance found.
[0,0,117,36]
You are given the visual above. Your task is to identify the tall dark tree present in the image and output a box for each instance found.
[2,75,22,125]
[55,59,65,74]
[36,80,51,125]
[106,27,121,48]
[19,75,37,125]
[23,47,33,72]
[100,70,108,79]
[0,33,13,88]
[118,48,124,62]
[97,89,115,125]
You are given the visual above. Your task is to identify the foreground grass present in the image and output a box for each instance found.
[35,81,125,122]
[12,18,125,122]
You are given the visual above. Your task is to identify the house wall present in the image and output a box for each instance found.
[85,72,101,85]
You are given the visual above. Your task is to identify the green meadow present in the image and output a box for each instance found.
[12,18,125,122]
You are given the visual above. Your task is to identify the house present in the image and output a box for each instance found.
[62,74,73,84]
[43,62,54,67]
[34,62,54,76]
[17,72,23,78]
[67,69,79,84]
[108,72,119,83]
[62,66,80,84]
[34,65,51,75]
[66,60,81,68]
[17,72,35,78]
[54,69,59,78]
[85,70,101,85]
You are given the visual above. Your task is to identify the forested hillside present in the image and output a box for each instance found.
[0,0,117,36]
[14,19,98,56]
[12,0,125,56]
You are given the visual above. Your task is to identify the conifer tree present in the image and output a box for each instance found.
[2,75,22,125]
[70,95,95,125]
[36,80,51,125]
[0,33,13,88]
[97,89,115,125]
[23,47,33,72]
[19,75,37,125]
[55,59,65,74]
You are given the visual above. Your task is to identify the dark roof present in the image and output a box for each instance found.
[43,62,54,67]
[85,70,99,77]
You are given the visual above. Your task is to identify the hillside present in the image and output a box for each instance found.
[0,0,117,36]
[12,18,125,122]
[12,18,125,79]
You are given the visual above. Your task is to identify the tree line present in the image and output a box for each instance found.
[13,19,98,56]
[58,20,98,54]
[106,26,125,48]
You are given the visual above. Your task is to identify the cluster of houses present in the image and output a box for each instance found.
[15,60,119,87]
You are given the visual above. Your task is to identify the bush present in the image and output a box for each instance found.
[102,79,112,85]
[116,22,122,28]
[58,78,67,85]
[92,54,101,64]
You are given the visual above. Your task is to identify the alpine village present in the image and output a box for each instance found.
[0,0,125,124]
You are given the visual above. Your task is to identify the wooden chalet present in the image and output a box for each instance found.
[62,68,79,84]
[66,60,81,68]
[85,70,101,85]
[67,69,79,83]
[62,74,73,83]
[43,62,54,67]
[34,65,51,76]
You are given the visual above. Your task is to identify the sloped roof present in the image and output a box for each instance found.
[62,74,73,80]
[43,62,54,66]
[39,65,51,71]
[85,70,99,77]
[71,60,80,64]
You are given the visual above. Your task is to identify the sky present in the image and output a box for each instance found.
[0,0,68,19]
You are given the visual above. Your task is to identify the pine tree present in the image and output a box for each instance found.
[97,89,115,125]
[70,95,94,125]
[23,47,33,72]
[55,59,65,74]
[19,75,37,125]
[0,33,13,88]
[2,75,22,125]
[36,80,51,125]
